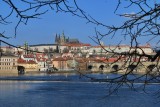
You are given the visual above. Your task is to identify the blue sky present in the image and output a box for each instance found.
[0,0,157,47]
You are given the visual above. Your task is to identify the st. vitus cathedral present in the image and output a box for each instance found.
[55,32,80,45]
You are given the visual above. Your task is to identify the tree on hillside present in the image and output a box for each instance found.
[1,0,160,96]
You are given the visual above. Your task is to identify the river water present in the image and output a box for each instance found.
[0,73,160,107]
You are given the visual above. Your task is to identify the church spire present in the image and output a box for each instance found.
[62,30,65,37]
[55,33,58,44]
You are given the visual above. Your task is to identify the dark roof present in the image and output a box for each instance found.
[68,39,79,43]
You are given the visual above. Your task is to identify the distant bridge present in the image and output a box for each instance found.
[88,61,160,75]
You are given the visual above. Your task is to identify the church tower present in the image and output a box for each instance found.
[60,31,66,45]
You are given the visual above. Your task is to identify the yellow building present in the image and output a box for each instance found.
[52,57,70,71]
[17,58,39,72]
[0,55,18,75]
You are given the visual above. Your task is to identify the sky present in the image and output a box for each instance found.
[0,0,158,47]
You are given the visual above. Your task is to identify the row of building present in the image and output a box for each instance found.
[0,33,156,75]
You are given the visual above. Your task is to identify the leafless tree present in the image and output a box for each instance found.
[1,0,160,97]
[78,0,160,97]
[94,0,160,96]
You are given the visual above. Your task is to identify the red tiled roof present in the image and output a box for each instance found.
[107,58,118,62]
[93,45,130,48]
[17,58,37,64]
[87,57,119,63]
[35,53,47,62]
[17,58,26,63]
[52,57,67,61]
[36,53,46,57]
[36,58,47,62]
[23,54,34,58]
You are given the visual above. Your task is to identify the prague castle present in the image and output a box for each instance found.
[55,32,80,45]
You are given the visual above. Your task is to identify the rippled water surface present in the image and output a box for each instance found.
[0,73,160,107]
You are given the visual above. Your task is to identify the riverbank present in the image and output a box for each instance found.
[0,69,148,77]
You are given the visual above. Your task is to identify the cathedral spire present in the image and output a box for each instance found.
[62,30,65,37]
[55,33,58,43]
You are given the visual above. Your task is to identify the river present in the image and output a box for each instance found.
[0,73,160,107]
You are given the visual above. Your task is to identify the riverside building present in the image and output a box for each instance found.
[0,55,18,75]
